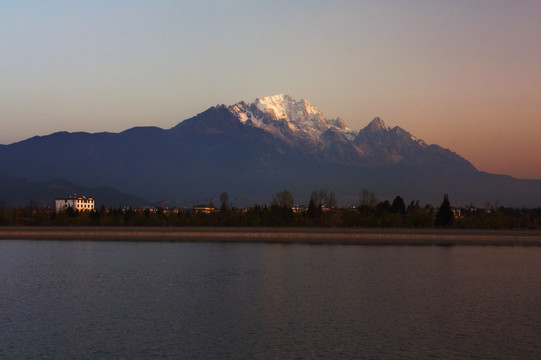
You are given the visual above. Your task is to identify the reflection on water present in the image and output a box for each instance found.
[1,240,541,359]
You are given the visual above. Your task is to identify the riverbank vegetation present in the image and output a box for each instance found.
[1,192,540,229]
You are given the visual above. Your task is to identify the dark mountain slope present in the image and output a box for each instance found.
[0,174,147,208]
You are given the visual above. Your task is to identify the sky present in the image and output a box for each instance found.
[1,0,541,179]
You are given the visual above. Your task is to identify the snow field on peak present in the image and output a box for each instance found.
[255,95,289,119]
[231,94,358,142]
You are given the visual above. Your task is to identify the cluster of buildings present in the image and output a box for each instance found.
[54,194,476,220]
[53,195,227,215]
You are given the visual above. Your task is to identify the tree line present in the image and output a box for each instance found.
[1,191,541,229]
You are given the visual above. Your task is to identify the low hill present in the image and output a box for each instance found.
[0,174,147,208]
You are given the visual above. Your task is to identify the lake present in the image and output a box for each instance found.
[1,240,541,359]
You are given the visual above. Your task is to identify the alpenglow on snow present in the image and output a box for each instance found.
[229,94,357,142]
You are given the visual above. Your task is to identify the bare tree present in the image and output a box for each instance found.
[273,190,294,209]
[360,189,378,208]
[328,191,337,209]
[318,189,328,206]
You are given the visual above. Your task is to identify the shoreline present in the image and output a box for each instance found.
[2,226,541,246]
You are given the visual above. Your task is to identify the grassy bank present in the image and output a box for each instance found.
[2,227,541,246]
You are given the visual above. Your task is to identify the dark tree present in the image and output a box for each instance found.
[310,190,320,206]
[436,194,454,227]
[220,191,230,212]
[271,190,294,226]
[407,200,419,213]
[391,196,406,215]
[376,200,392,214]
[307,199,318,219]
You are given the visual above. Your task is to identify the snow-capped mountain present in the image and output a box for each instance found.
[1,94,540,207]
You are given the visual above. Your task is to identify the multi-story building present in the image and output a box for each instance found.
[55,194,95,212]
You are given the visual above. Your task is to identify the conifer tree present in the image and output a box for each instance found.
[391,196,406,215]
[436,194,454,227]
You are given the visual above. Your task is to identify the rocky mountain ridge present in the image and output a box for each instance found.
[224,94,474,169]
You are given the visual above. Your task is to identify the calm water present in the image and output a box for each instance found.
[1,240,541,359]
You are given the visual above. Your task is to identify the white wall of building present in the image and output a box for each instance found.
[55,195,95,212]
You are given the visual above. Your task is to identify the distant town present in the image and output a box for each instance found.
[0,191,540,229]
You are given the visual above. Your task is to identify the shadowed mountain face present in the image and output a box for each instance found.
[0,174,147,208]
[1,94,540,207]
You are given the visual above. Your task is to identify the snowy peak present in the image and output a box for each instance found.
[229,94,355,141]
[253,94,326,131]
[255,94,321,122]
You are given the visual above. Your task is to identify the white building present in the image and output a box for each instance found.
[55,194,95,212]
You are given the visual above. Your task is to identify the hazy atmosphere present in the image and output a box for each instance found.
[2,0,540,179]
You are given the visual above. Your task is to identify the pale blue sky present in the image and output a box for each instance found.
[2,1,541,178]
